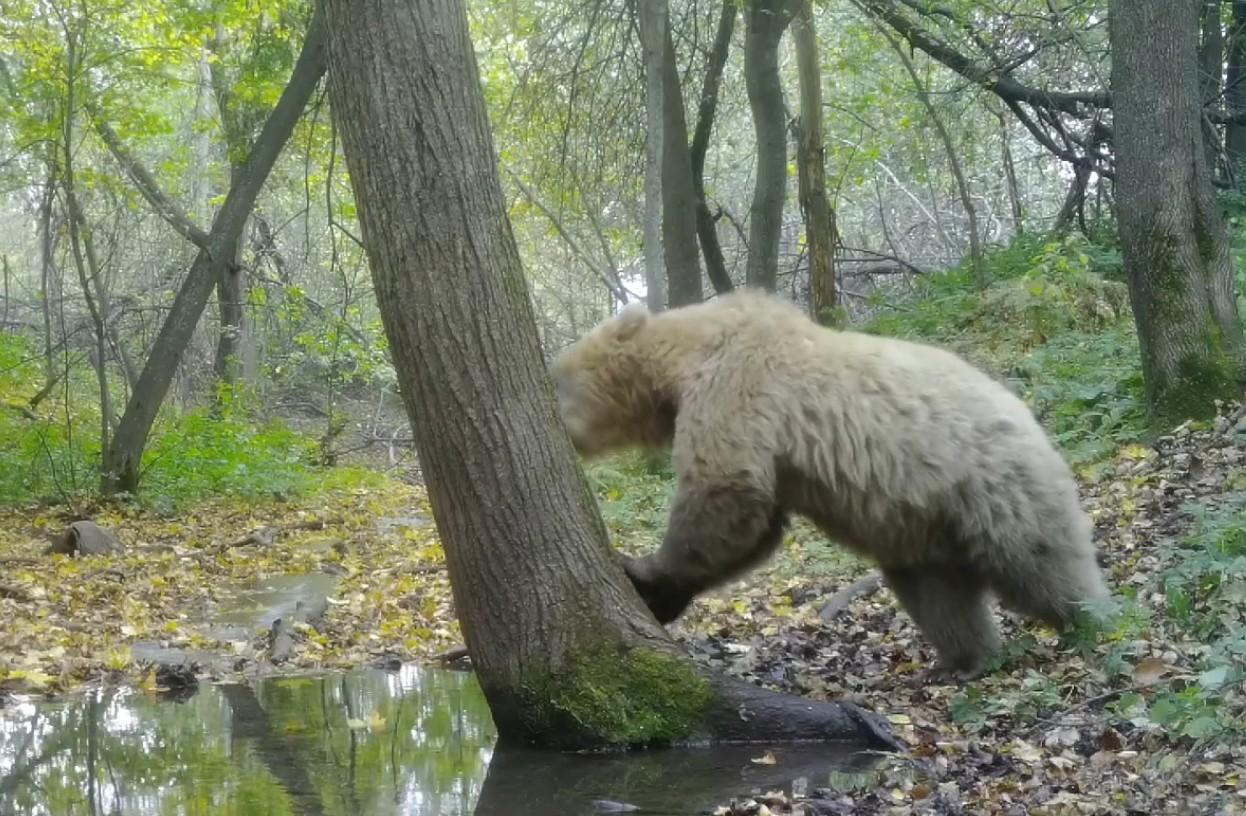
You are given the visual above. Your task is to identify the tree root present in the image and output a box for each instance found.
[698,673,904,751]
[438,645,901,752]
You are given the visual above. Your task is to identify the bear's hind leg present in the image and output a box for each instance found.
[881,564,1002,678]
[624,482,787,623]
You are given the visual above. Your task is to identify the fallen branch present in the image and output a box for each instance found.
[209,517,341,555]
[0,582,31,602]
[432,645,470,663]
[80,566,127,582]
[0,557,41,566]
[700,673,903,749]
[2,400,37,421]
[1024,684,1156,733]
[819,573,883,622]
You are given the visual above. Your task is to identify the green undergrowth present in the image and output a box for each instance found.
[864,232,1145,470]
[0,333,377,511]
[1105,501,1246,743]
[950,501,1246,747]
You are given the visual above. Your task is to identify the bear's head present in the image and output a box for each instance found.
[550,302,670,456]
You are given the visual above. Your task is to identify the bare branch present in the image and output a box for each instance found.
[502,164,630,303]
[853,0,1109,113]
[86,108,211,251]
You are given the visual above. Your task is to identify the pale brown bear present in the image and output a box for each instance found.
[550,288,1110,677]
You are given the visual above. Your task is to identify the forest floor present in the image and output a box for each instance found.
[695,402,1246,816]
[1,403,1243,816]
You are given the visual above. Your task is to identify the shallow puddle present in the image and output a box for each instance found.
[0,664,876,815]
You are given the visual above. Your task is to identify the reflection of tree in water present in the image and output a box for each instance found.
[474,742,880,816]
[249,664,496,815]
[0,666,884,815]
[0,666,496,816]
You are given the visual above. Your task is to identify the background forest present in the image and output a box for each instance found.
[1,0,1245,814]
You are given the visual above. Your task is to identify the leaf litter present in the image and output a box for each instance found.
[0,404,1243,815]
[0,477,459,699]
[691,402,1246,815]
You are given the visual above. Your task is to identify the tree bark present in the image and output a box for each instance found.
[661,24,704,307]
[100,9,328,495]
[212,168,247,389]
[1110,0,1246,421]
[744,0,794,292]
[1227,1,1246,169]
[210,46,257,389]
[1052,164,1090,235]
[690,0,737,296]
[639,0,668,311]
[1199,0,1225,173]
[322,0,898,752]
[792,0,837,323]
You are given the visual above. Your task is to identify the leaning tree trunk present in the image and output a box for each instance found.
[322,0,897,752]
[660,23,704,307]
[1110,0,1246,422]
[744,0,794,292]
[792,0,837,323]
[100,10,327,495]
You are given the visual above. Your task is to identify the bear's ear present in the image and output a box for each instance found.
[611,302,650,343]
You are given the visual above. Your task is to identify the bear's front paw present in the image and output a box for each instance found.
[621,555,692,624]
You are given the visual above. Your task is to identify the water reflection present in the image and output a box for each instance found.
[0,665,878,815]
[0,665,495,816]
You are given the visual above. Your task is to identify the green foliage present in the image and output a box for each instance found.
[866,232,1145,469]
[585,451,676,535]
[0,332,327,511]
[0,336,102,504]
[264,288,395,395]
[980,234,1128,345]
[140,405,317,510]
[949,668,1064,730]
[1011,326,1146,468]
[1043,503,1244,745]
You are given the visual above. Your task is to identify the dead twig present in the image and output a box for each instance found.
[0,581,32,601]
[207,517,341,555]
[1025,684,1157,733]
[0,556,42,566]
[80,566,127,582]
[818,573,883,623]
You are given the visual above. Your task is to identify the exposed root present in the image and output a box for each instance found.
[698,673,904,751]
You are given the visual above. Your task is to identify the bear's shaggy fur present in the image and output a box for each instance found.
[550,289,1111,677]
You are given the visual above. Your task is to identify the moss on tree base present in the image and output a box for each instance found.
[519,642,714,750]
[1148,341,1242,426]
